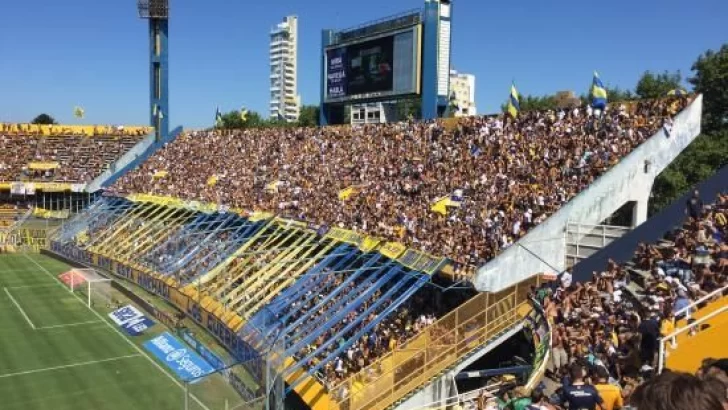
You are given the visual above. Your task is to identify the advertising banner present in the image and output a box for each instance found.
[109,304,155,336]
[10,182,25,195]
[326,47,347,99]
[143,332,216,381]
[181,329,227,370]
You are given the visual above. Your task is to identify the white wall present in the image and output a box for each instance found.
[475,95,703,292]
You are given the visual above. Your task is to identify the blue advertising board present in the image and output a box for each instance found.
[181,330,227,370]
[122,316,155,336]
[108,305,155,336]
[326,47,347,99]
[143,332,216,381]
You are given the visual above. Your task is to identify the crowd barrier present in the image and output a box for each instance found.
[329,275,541,410]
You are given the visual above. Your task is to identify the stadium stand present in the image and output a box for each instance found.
[466,192,727,410]
[0,123,151,183]
[44,96,716,410]
[0,204,25,228]
[110,97,690,276]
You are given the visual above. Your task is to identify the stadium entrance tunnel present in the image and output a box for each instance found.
[455,330,534,394]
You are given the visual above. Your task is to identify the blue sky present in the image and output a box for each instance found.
[1,0,726,128]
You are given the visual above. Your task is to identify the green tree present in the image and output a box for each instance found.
[649,44,728,214]
[219,110,245,129]
[635,70,682,99]
[244,111,264,128]
[31,113,56,124]
[395,98,421,120]
[689,44,728,132]
[501,94,559,113]
[298,105,320,127]
[650,130,728,213]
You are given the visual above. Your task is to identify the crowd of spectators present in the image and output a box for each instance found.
[479,191,727,409]
[112,97,689,274]
[484,362,728,410]
[0,203,29,228]
[0,127,146,182]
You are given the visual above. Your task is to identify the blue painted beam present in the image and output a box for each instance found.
[455,365,533,380]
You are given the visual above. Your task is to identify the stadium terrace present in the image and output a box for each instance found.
[109,96,689,275]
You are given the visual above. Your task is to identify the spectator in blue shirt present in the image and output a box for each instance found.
[561,364,604,410]
[672,289,691,320]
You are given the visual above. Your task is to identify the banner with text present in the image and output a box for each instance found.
[143,332,216,382]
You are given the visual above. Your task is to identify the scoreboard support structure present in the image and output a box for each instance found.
[320,0,452,125]
[138,0,170,141]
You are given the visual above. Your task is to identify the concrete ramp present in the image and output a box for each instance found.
[86,126,183,192]
[475,95,703,292]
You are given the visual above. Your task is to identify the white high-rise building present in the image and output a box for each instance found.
[449,70,477,117]
[269,16,300,122]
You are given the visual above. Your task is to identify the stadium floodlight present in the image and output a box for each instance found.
[137,0,168,19]
[60,269,113,308]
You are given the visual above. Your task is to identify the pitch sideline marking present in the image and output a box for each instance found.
[7,283,60,290]
[23,254,213,410]
[0,353,141,379]
[3,287,36,330]
[36,319,103,330]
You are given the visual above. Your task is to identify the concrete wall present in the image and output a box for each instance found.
[475,95,703,292]
[394,324,523,410]
[571,164,728,283]
[86,125,183,192]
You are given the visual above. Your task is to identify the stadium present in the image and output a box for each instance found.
[1,0,727,410]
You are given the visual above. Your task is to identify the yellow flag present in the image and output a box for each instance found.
[338,186,359,200]
[430,197,449,216]
[265,180,281,193]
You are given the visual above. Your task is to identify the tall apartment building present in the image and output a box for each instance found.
[449,70,477,117]
[270,16,301,122]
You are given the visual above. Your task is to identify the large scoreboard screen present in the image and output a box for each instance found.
[325,26,421,102]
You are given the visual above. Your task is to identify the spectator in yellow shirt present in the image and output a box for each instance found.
[661,311,677,349]
[593,367,624,410]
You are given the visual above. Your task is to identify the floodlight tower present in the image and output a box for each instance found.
[138,0,169,140]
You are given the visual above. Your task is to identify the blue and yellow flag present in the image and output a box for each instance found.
[591,71,608,109]
[215,107,223,127]
[506,83,520,118]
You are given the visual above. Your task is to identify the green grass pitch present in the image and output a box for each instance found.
[0,253,241,410]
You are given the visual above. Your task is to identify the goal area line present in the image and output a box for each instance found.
[3,287,36,330]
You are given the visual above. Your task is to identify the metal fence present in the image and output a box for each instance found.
[187,334,285,410]
[328,275,541,410]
